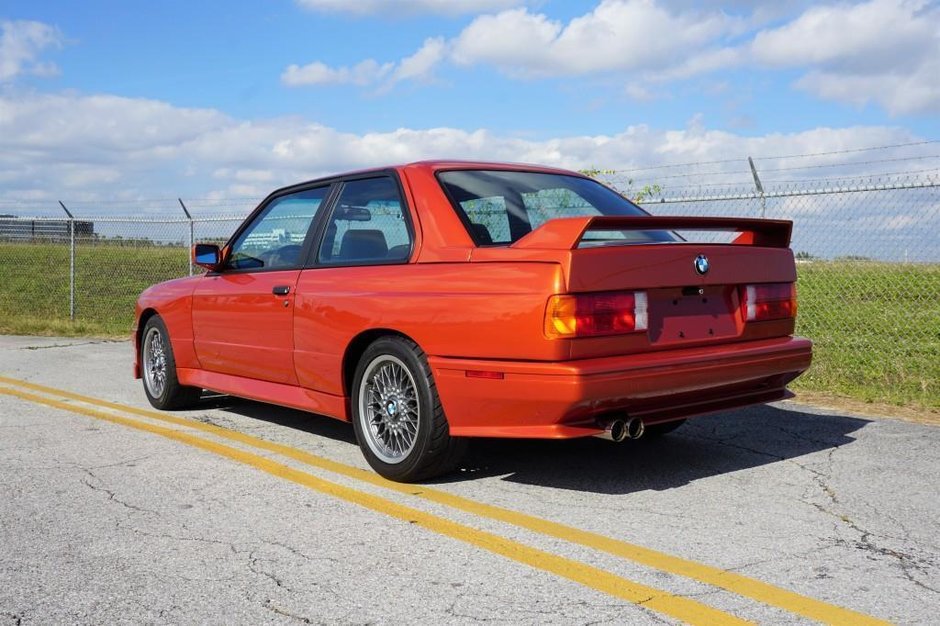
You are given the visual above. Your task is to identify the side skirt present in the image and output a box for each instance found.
[177,368,350,422]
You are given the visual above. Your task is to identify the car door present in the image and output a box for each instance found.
[293,175,416,395]
[192,185,332,384]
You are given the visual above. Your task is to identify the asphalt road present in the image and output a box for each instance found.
[1,336,937,625]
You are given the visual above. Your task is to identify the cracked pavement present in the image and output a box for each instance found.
[1,336,938,624]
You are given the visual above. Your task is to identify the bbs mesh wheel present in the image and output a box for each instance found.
[351,336,465,482]
[141,315,201,410]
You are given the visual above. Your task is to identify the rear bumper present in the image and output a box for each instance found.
[429,336,812,438]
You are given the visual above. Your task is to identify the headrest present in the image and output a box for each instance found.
[470,222,493,245]
[339,229,388,261]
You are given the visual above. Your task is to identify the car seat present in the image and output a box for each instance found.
[339,229,388,261]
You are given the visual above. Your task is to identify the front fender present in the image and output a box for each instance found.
[132,275,202,378]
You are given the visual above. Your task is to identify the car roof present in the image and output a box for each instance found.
[402,160,586,176]
[279,160,588,191]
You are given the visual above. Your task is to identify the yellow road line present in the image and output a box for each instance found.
[0,375,892,626]
[0,384,749,626]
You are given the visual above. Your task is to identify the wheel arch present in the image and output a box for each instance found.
[137,308,159,345]
[134,308,160,377]
[342,328,420,398]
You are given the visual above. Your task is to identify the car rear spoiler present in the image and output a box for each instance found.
[510,216,793,250]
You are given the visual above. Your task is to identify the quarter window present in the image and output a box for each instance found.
[454,195,510,245]
[318,177,413,264]
[227,187,329,270]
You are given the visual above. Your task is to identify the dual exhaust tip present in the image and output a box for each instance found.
[595,417,645,442]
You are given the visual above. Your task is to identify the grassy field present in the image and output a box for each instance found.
[0,242,188,337]
[2,242,938,411]
[792,261,939,410]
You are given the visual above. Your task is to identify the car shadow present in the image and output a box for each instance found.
[193,393,358,445]
[195,395,871,495]
[438,403,871,494]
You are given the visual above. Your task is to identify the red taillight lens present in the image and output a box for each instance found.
[545,291,648,338]
[743,283,797,321]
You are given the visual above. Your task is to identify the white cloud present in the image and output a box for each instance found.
[656,46,741,81]
[390,37,447,84]
[751,0,940,114]
[752,0,933,71]
[284,1,742,91]
[281,59,394,86]
[0,19,63,82]
[294,0,523,16]
[0,92,229,155]
[451,1,741,77]
[283,37,446,90]
[283,0,940,117]
[624,83,658,102]
[796,56,940,115]
[0,90,925,206]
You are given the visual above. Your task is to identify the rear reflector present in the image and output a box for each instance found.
[545,291,648,338]
[465,370,505,380]
[743,283,797,322]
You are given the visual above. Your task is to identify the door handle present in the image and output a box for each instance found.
[272,285,290,296]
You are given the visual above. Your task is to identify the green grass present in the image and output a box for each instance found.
[1,242,938,410]
[792,261,940,410]
[0,241,188,337]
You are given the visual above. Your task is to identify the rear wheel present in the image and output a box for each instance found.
[352,337,465,482]
[141,316,201,410]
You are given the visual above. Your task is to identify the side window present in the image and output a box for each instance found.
[318,177,413,264]
[456,196,510,245]
[227,187,329,270]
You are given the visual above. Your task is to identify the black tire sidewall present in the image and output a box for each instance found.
[351,338,437,481]
[141,316,178,409]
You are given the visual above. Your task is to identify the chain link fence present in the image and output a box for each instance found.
[1,173,938,409]
[0,211,244,336]
[599,171,940,409]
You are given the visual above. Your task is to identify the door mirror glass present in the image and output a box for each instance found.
[193,243,221,270]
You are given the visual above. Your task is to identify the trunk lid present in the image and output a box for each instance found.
[471,216,798,357]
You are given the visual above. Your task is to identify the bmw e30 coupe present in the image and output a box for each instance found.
[134,161,812,481]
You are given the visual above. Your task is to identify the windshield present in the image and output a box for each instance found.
[437,170,676,247]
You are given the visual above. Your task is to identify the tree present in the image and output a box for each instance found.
[579,168,662,204]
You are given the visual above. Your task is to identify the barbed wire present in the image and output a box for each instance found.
[757,154,940,173]
[606,167,940,191]
[608,139,940,174]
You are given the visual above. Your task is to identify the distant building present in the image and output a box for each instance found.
[0,215,94,242]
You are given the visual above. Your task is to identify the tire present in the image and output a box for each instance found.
[642,419,686,439]
[140,315,202,410]
[351,336,466,482]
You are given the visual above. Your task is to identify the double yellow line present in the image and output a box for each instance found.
[0,375,889,626]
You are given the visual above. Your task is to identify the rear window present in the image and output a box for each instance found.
[437,170,675,247]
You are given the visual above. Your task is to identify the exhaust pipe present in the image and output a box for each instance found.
[625,417,645,440]
[594,418,627,442]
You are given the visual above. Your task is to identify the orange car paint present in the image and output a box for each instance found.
[134,160,812,438]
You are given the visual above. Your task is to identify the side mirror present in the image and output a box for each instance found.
[192,243,222,271]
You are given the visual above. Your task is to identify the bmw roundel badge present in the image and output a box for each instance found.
[694,254,710,275]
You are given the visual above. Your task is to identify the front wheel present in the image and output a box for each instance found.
[351,337,465,482]
[141,315,202,410]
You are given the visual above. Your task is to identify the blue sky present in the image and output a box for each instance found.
[1,0,938,208]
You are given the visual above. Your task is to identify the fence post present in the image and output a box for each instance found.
[59,200,75,320]
[178,198,193,276]
[748,156,766,219]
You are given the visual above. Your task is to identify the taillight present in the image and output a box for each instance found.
[545,291,648,338]
[742,283,797,321]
